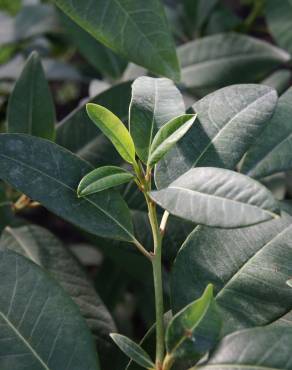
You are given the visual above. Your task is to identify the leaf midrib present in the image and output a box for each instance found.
[0,311,50,370]
[0,153,135,241]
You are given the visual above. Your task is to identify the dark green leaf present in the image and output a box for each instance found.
[265,0,292,54]
[86,103,136,164]
[166,284,221,362]
[194,327,292,370]
[179,33,290,90]
[78,166,134,196]
[0,134,134,242]
[0,249,99,370]
[155,84,278,188]
[7,51,56,140]
[151,167,279,228]
[148,114,196,167]
[52,0,180,80]
[242,87,292,179]
[0,224,116,354]
[60,13,127,79]
[129,77,185,163]
[171,211,292,333]
[110,334,154,369]
[56,82,132,166]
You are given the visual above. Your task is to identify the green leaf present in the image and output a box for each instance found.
[151,167,279,228]
[86,103,136,164]
[0,249,99,370]
[261,69,292,95]
[60,12,127,79]
[52,0,180,80]
[265,0,292,55]
[193,327,292,370]
[166,284,221,362]
[78,166,134,196]
[110,333,154,369]
[179,33,290,90]
[129,77,185,163]
[7,51,56,140]
[171,211,292,334]
[148,114,196,167]
[0,224,116,355]
[0,133,134,242]
[241,87,292,179]
[155,84,278,188]
[56,82,132,166]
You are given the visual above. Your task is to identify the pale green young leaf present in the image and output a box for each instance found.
[151,167,279,228]
[7,51,56,140]
[78,166,134,196]
[148,114,196,167]
[166,284,221,362]
[52,0,180,80]
[129,77,185,163]
[86,103,136,164]
[110,333,155,369]
[0,249,100,370]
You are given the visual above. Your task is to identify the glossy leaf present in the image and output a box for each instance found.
[56,82,132,166]
[179,33,290,90]
[166,284,221,362]
[265,0,292,54]
[151,167,279,228]
[148,114,196,167]
[78,166,134,196]
[0,134,134,242]
[86,103,136,164]
[7,51,56,140]
[193,327,292,370]
[52,0,180,80]
[171,211,292,333]
[242,87,292,179]
[129,77,185,163]
[155,84,278,188]
[0,249,99,370]
[110,334,154,369]
[60,13,127,79]
[0,225,116,354]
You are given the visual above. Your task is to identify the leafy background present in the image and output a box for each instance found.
[1,0,292,369]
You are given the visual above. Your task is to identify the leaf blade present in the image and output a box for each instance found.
[86,103,136,164]
[78,166,134,196]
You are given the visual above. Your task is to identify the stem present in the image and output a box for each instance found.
[243,0,264,32]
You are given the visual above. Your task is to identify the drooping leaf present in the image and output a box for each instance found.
[0,134,134,242]
[261,69,292,95]
[151,167,279,228]
[265,0,292,54]
[166,284,221,363]
[178,33,290,90]
[60,12,127,79]
[171,211,292,334]
[0,225,116,355]
[148,114,196,167]
[78,166,134,196]
[7,51,56,140]
[52,0,180,80]
[56,82,132,166]
[155,84,278,188]
[110,334,155,369]
[0,249,99,370]
[86,103,136,164]
[129,77,185,163]
[242,87,292,179]
[193,327,292,370]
